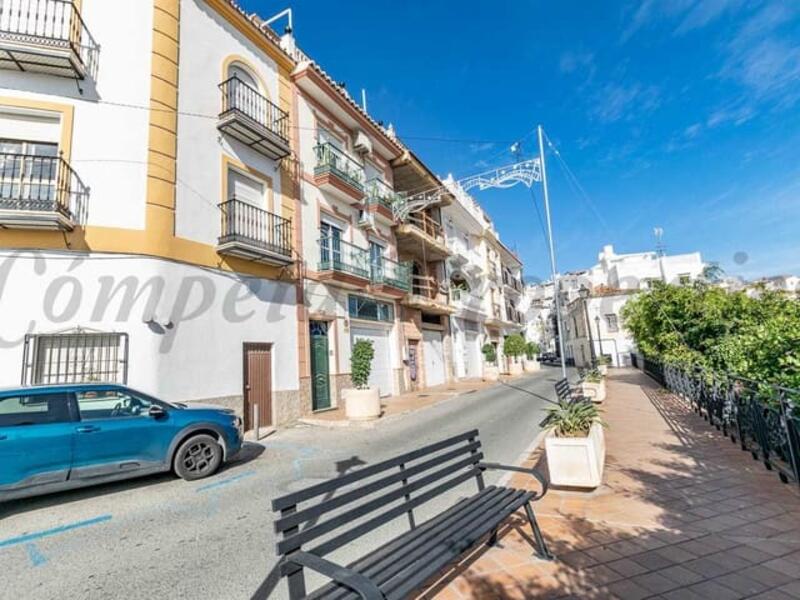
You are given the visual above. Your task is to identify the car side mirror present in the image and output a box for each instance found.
[148,405,167,419]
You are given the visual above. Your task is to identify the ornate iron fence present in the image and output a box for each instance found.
[645,358,800,486]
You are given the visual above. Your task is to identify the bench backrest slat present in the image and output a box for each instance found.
[308,468,482,557]
[555,378,572,402]
[272,429,479,512]
[272,430,485,559]
[275,452,483,555]
[274,441,481,533]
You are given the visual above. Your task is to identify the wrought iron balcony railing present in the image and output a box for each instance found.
[365,178,399,210]
[0,151,87,224]
[219,75,290,150]
[314,143,364,191]
[218,198,292,259]
[371,256,411,292]
[318,236,369,279]
[502,270,524,293]
[0,0,99,79]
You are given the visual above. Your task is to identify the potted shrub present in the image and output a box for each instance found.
[542,400,606,489]
[523,341,541,372]
[581,368,606,402]
[344,339,381,420]
[596,354,611,375]
[481,344,499,381]
[503,334,526,376]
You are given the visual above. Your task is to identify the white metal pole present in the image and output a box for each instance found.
[537,125,568,379]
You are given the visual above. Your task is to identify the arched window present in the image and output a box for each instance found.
[224,61,267,121]
[228,63,259,92]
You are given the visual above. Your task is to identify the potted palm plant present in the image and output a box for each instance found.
[581,368,606,402]
[523,341,541,372]
[596,354,611,375]
[542,400,606,488]
[344,339,381,420]
[503,334,526,376]
[481,344,499,381]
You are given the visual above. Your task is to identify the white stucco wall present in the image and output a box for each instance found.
[175,0,283,247]
[0,251,299,400]
[0,1,153,230]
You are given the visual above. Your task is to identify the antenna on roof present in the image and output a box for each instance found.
[653,227,665,257]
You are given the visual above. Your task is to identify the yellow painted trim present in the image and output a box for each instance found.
[0,96,74,161]
[221,54,272,101]
[204,0,294,71]
[222,154,275,213]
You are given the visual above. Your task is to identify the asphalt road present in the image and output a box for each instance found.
[0,367,564,600]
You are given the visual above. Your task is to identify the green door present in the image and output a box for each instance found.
[310,321,331,411]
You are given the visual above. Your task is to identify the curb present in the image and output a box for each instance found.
[497,428,549,487]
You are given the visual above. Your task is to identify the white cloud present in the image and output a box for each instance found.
[468,142,494,153]
[591,82,661,123]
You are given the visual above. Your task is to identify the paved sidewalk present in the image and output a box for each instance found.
[423,369,800,599]
[299,374,533,427]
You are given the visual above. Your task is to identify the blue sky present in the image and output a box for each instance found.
[241,1,800,281]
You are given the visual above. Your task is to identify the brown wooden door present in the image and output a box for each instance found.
[243,343,272,430]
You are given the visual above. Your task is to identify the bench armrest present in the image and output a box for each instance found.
[477,462,549,500]
[287,551,384,600]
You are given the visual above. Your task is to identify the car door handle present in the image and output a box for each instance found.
[76,425,101,434]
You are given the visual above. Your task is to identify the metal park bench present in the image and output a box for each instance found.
[554,377,587,405]
[253,430,552,600]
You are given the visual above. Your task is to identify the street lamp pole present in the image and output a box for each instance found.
[538,125,567,379]
[595,315,603,359]
[580,286,595,366]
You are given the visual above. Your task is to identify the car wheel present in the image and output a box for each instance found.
[174,434,223,481]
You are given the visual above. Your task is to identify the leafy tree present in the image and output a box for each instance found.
[525,341,541,360]
[503,334,527,362]
[351,339,375,389]
[481,343,497,364]
[621,283,800,390]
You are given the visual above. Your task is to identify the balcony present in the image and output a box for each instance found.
[318,236,370,288]
[447,238,483,275]
[502,271,524,295]
[369,256,411,298]
[0,0,98,80]
[485,303,505,328]
[395,212,450,261]
[217,198,293,265]
[218,76,291,160]
[363,178,399,222]
[313,143,365,203]
[0,151,87,230]
[450,287,483,313]
[403,275,454,315]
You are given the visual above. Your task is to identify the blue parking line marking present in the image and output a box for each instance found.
[0,515,112,549]
[195,470,255,492]
[24,543,47,567]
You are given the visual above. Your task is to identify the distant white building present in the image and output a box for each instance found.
[524,245,705,368]
[747,275,800,296]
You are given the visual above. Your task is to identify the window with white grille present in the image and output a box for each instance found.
[22,330,129,386]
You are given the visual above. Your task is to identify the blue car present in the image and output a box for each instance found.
[0,383,243,502]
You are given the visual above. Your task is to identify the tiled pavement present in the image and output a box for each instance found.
[422,369,800,599]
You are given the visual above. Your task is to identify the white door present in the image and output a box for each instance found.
[351,327,392,397]
[423,330,446,387]
[463,332,481,379]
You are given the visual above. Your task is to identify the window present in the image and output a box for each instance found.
[320,221,343,265]
[0,139,59,203]
[23,331,129,386]
[678,273,691,285]
[76,389,154,420]
[605,314,619,332]
[227,168,265,207]
[348,295,394,322]
[644,278,660,289]
[0,393,71,427]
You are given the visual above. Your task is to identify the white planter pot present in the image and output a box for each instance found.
[581,380,606,402]
[343,387,381,421]
[545,422,606,489]
[483,365,500,381]
[598,365,608,376]
[508,360,524,376]
[523,359,541,372]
